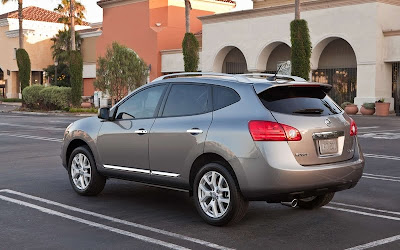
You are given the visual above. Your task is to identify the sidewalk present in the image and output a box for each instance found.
[0,102,21,112]
[0,102,95,117]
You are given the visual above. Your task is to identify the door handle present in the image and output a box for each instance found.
[187,129,203,135]
[134,129,148,135]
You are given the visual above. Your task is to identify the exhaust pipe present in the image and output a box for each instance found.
[281,199,298,208]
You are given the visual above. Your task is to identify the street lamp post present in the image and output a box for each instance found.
[54,61,58,86]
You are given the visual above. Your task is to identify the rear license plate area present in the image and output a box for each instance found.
[318,139,338,155]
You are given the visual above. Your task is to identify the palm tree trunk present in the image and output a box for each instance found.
[18,0,23,48]
[70,0,76,51]
[295,0,300,20]
[184,0,191,33]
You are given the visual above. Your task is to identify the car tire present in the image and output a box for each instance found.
[68,146,106,196]
[193,163,248,226]
[297,193,335,209]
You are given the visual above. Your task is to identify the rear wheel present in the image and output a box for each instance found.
[193,163,248,226]
[68,146,106,196]
[297,193,335,209]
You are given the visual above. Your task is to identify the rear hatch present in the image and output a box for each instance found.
[256,83,355,166]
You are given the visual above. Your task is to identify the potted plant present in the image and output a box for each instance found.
[341,102,358,115]
[375,98,390,116]
[360,102,375,115]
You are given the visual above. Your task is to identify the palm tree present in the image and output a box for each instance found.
[1,0,24,48]
[51,29,82,64]
[295,0,300,20]
[184,0,191,33]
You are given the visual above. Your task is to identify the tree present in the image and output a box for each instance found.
[16,48,31,90]
[94,42,149,105]
[54,0,86,26]
[182,0,199,72]
[43,63,70,87]
[2,0,24,48]
[290,0,311,80]
[69,51,83,106]
[51,29,82,64]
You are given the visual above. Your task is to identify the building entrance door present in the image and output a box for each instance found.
[393,62,400,115]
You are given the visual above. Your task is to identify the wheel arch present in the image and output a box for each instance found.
[66,139,95,168]
[189,153,241,196]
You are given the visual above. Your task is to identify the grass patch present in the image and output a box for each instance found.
[0,98,23,103]
[69,107,98,113]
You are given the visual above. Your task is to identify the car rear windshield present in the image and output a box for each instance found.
[258,86,341,116]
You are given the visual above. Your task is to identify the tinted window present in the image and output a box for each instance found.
[258,86,341,116]
[213,86,240,110]
[116,85,166,119]
[163,84,209,117]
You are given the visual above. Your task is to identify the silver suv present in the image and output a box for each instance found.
[61,73,364,226]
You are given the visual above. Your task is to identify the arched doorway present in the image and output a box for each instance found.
[0,68,5,98]
[312,38,357,105]
[220,47,248,74]
[265,44,291,74]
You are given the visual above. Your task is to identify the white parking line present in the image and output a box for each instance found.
[364,153,400,161]
[0,122,65,131]
[0,195,188,250]
[345,234,400,250]
[362,176,400,183]
[331,202,400,216]
[363,173,400,180]
[324,206,400,221]
[0,189,233,250]
[0,133,63,142]
[357,126,380,130]
[358,129,400,134]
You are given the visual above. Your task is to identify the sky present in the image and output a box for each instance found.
[0,0,253,23]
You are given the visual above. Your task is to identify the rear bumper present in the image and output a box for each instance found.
[238,139,364,200]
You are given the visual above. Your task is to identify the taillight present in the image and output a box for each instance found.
[350,118,357,136]
[248,121,302,141]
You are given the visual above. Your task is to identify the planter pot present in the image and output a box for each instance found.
[344,105,359,115]
[375,102,390,116]
[81,102,92,108]
[360,106,375,115]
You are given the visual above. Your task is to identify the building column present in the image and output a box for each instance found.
[354,62,394,111]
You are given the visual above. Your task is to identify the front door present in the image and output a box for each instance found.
[97,84,167,174]
[149,83,212,186]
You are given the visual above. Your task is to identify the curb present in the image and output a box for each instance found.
[3,110,96,117]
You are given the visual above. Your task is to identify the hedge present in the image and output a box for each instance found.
[182,33,199,72]
[22,85,45,109]
[290,19,312,80]
[69,51,83,107]
[22,85,71,110]
[16,49,31,91]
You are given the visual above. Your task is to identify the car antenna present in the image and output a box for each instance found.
[267,64,283,81]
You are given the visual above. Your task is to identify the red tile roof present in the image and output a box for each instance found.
[98,0,236,6]
[0,6,89,25]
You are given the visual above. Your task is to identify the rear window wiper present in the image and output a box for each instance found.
[292,109,324,114]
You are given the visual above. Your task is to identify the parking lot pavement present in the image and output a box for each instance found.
[0,113,399,249]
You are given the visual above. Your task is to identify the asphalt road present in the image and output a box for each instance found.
[0,113,399,250]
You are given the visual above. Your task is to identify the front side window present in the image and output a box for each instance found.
[116,85,166,120]
[162,84,210,117]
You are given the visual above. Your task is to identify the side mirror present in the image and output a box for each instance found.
[98,107,110,120]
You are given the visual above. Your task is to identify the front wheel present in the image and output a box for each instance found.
[68,146,106,196]
[297,193,335,209]
[193,163,248,226]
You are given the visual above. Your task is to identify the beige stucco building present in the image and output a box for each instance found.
[162,0,400,111]
[0,6,88,99]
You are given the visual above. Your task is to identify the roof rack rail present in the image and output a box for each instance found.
[240,73,306,82]
[153,72,251,83]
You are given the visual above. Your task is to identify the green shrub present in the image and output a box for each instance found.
[16,49,31,91]
[341,102,353,109]
[290,19,312,80]
[0,98,23,103]
[69,51,83,107]
[182,33,200,72]
[39,86,71,110]
[363,103,375,110]
[22,85,45,108]
[69,107,98,113]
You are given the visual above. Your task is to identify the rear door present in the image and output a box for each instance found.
[149,83,212,182]
[258,85,354,166]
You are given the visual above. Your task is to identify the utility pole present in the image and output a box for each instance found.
[295,0,300,20]
[70,0,76,51]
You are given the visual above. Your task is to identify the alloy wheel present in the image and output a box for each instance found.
[71,153,91,190]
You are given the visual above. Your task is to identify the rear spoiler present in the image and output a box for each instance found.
[253,82,332,94]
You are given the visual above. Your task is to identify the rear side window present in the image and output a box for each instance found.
[213,86,240,110]
[162,84,210,117]
[258,86,341,116]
